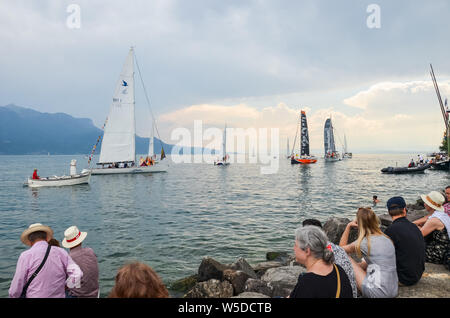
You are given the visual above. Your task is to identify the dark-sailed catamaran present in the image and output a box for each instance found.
[291,110,317,164]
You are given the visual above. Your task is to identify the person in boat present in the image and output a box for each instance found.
[139,157,145,167]
[413,191,449,269]
[62,225,99,298]
[109,262,169,298]
[408,159,415,168]
[32,169,40,180]
[301,219,358,298]
[9,223,83,298]
[339,207,398,298]
[289,225,353,298]
[384,197,425,286]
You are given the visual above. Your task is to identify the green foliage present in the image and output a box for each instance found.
[439,130,449,153]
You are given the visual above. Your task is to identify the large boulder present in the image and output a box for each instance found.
[379,208,428,227]
[170,274,198,294]
[323,217,358,245]
[232,292,270,298]
[197,257,232,282]
[230,257,258,279]
[252,261,286,278]
[244,278,274,297]
[184,279,234,298]
[260,266,306,297]
[223,269,252,295]
[398,263,450,298]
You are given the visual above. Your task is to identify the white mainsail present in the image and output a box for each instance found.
[98,48,135,164]
[148,120,154,158]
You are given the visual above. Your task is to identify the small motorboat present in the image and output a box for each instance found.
[25,160,91,187]
[430,159,450,171]
[381,164,430,174]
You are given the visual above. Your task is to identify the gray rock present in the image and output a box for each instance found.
[244,278,274,297]
[266,251,290,262]
[252,261,285,278]
[184,279,234,298]
[232,292,270,298]
[223,269,252,295]
[230,257,257,279]
[197,257,231,282]
[323,217,358,245]
[170,274,198,293]
[379,208,428,227]
[261,265,306,297]
[398,263,450,298]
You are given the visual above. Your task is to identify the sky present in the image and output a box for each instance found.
[1,0,450,153]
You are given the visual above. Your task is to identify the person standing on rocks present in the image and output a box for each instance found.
[384,197,425,286]
[302,219,357,298]
[339,207,398,298]
[290,226,353,298]
[413,191,450,268]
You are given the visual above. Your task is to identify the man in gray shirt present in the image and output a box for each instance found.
[62,226,99,298]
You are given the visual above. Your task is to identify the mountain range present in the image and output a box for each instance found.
[0,104,183,155]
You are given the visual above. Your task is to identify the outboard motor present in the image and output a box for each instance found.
[70,159,77,176]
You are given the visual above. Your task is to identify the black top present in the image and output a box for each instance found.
[384,217,425,286]
[289,264,353,298]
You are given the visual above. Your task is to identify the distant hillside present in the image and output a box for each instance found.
[0,104,211,156]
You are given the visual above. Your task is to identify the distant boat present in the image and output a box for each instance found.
[381,164,430,174]
[89,47,168,175]
[291,110,317,164]
[324,117,341,162]
[214,124,230,166]
[25,160,91,187]
[342,134,352,159]
[286,138,290,159]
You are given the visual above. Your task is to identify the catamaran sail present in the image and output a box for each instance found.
[291,110,317,164]
[342,134,352,158]
[324,118,340,161]
[90,47,168,174]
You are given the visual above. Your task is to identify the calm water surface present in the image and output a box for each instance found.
[0,154,448,297]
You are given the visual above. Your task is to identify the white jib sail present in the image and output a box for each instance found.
[148,120,154,158]
[99,48,136,164]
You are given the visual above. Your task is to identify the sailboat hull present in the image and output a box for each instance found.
[291,156,317,164]
[90,162,168,175]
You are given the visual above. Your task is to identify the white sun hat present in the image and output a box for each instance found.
[62,225,87,248]
[420,191,445,212]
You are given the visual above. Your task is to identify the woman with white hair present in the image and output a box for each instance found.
[413,191,450,266]
[289,225,353,298]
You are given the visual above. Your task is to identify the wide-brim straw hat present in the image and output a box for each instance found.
[62,225,87,248]
[420,191,445,212]
[20,223,53,246]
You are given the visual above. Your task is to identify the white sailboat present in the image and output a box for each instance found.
[324,117,341,162]
[214,124,230,166]
[342,134,352,159]
[89,48,168,175]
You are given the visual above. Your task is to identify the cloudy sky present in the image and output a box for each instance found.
[1,0,450,152]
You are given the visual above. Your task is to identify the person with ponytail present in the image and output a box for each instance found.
[339,207,398,298]
[289,225,353,298]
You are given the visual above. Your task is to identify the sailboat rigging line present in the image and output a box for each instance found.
[133,50,165,152]
[430,64,448,129]
[87,117,109,166]
[291,114,300,155]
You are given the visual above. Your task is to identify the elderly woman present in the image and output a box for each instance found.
[413,191,450,266]
[289,225,353,298]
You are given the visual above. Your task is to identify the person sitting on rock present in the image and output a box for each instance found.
[384,197,425,286]
[289,225,353,298]
[413,191,450,268]
[302,219,357,298]
[339,207,398,298]
[109,262,169,298]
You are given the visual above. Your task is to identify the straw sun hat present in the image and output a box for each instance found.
[62,226,87,248]
[420,191,445,212]
[20,223,53,246]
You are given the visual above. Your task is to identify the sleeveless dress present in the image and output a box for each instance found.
[360,235,398,298]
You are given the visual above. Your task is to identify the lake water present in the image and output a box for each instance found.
[0,153,448,297]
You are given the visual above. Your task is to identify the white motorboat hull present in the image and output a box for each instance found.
[90,162,168,175]
[27,172,91,188]
[324,157,341,162]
